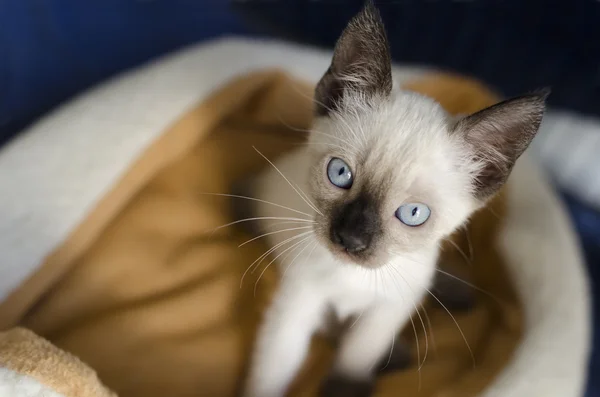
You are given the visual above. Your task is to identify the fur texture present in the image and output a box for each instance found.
[242,2,547,396]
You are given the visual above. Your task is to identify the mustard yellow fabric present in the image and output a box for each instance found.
[0,70,521,397]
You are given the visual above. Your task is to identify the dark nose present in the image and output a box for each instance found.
[333,229,370,253]
[330,195,380,255]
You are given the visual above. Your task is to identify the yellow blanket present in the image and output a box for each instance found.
[0,70,521,397]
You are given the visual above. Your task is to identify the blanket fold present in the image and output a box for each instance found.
[0,327,116,397]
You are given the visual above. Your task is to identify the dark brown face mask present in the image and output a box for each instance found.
[330,192,382,259]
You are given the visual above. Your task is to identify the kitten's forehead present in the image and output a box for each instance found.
[342,91,455,186]
[363,91,449,148]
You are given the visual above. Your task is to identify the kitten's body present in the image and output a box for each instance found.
[242,2,547,397]
[244,94,470,396]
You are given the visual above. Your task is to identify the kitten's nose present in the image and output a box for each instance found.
[333,229,370,253]
[330,194,381,256]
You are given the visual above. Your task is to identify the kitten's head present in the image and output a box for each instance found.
[308,1,547,268]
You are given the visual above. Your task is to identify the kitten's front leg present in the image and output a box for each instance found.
[321,304,407,397]
[243,285,325,397]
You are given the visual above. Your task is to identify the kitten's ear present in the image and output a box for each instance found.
[454,90,549,200]
[314,0,392,116]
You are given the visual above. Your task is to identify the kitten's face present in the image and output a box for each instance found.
[307,1,547,268]
[308,92,479,267]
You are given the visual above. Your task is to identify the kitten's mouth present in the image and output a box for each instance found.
[331,245,358,261]
[328,227,374,263]
[326,239,375,265]
[329,245,387,270]
[313,230,364,264]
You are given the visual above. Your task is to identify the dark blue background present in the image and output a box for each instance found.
[0,0,253,146]
[0,0,597,394]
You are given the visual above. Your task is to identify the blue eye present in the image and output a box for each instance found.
[396,203,431,227]
[327,158,353,189]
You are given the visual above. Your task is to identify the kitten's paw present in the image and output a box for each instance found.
[376,339,412,374]
[319,374,374,397]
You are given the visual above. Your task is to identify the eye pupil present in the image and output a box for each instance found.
[338,167,345,176]
[411,207,418,216]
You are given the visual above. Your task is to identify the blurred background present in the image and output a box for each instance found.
[0,0,598,394]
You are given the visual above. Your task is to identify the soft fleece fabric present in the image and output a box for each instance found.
[0,328,115,397]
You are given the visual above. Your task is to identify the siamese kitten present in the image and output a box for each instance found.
[242,2,547,396]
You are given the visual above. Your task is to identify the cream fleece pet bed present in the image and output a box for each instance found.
[0,37,592,397]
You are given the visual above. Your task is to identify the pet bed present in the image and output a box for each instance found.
[0,37,591,397]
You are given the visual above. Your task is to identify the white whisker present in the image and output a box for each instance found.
[463,226,474,261]
[389,250,497,303]
[213,216,314,234]
[349,308,365,329]
[264,220,316,231]
[238,225,314,247]
[199,192,314,218]
[420,302,438,358]
[240,231,312,288]
[379,333,395,372]
[390,265,429,371]
[433,268,502,305]
[443,238,472,267]
[386,265,425,386]
[424,285,476,368]
[254,234,314,296]
[249,231,314,275]
[253,146,324,216]
[486,206,501,220]
[394,251,500,305]
[294,182,323,216]
[282,238,316,278]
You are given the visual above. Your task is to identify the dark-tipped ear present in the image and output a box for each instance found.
[314,0,392,116]
[454,89,549,200]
